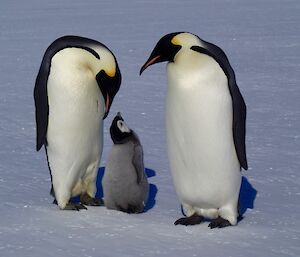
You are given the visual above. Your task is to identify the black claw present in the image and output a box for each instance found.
[208,217,231,229]
[174,217,188,225]
[174,215,204,226]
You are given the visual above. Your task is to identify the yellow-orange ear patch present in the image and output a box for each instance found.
[105,69,116,77]
[171,36,180,46]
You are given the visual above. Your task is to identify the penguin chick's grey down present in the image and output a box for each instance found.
[103,112,149,213]
[34,35,121,210]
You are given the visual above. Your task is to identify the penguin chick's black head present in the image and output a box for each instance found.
[110,112,133,144]
[140,32,183,75]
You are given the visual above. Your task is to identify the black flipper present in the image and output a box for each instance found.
[33,36,109,151]
[132,141,145,184]
[191,41,248,170]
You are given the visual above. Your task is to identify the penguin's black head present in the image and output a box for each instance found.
[140,32,183,75]
[96,62,121,120]
[110,112,133,144]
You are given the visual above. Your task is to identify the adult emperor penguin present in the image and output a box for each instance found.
[34,35,121,210]
[140,32,248,228]
[103,112,149,213]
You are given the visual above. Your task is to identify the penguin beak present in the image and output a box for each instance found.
[103,93,110,119]
[116,111,122,118]
[96,67,121,120]
[140,32,183,75]
[140,55,161,75]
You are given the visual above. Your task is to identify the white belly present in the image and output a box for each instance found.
[166,55,241,212]
[46,59,104,205]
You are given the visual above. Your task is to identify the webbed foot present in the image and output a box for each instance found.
[174,214,204,226]
[208,217,231,229]
[80,193,104,206]
[124,204,144,214]
[63,202,87,211]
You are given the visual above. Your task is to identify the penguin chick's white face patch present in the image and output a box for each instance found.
[171,33,203,49]
[117,120,131,133]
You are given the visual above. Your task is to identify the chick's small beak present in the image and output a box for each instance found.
[140,55,161,75]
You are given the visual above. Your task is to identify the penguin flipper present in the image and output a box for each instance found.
[191,43,248,170]
[132,144,145,184]
[205,41,248,170]
[230,83,248,170]
[34,66,49,151]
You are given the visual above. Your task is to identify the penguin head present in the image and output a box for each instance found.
[110,112,133,144]
[140,32,202,74]
[94,46,121,119]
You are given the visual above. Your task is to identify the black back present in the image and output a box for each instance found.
[191,39,248,170]
[34,36,117,151]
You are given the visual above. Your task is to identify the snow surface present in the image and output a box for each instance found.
[0,0,299,256]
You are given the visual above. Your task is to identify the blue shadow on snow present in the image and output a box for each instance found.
[238,176,257,217]
[73,170,253,219]
[95,166,105,199]
[144,168,158,212]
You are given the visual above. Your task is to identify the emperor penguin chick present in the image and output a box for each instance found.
[103,112,149,213]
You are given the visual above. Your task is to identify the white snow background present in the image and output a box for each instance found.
[0,0,299,256]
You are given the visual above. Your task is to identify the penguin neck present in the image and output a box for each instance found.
[172,48,216,73]
[94,48,117,77]
[172,48,201,72]
[112,131,139,145]
[167,49,222,92]
[52,47,102,76]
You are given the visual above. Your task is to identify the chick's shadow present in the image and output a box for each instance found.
[95,167,158,212]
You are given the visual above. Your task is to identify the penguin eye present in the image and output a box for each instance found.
[117,120,130,133]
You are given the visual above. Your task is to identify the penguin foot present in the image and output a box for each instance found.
[128,204,144,214]
[80,193,104,206]
[63,202,87,211]
[52,198,87,211]
[174,215,204,226]
[208,217,231,229]
[121,204,144,214]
